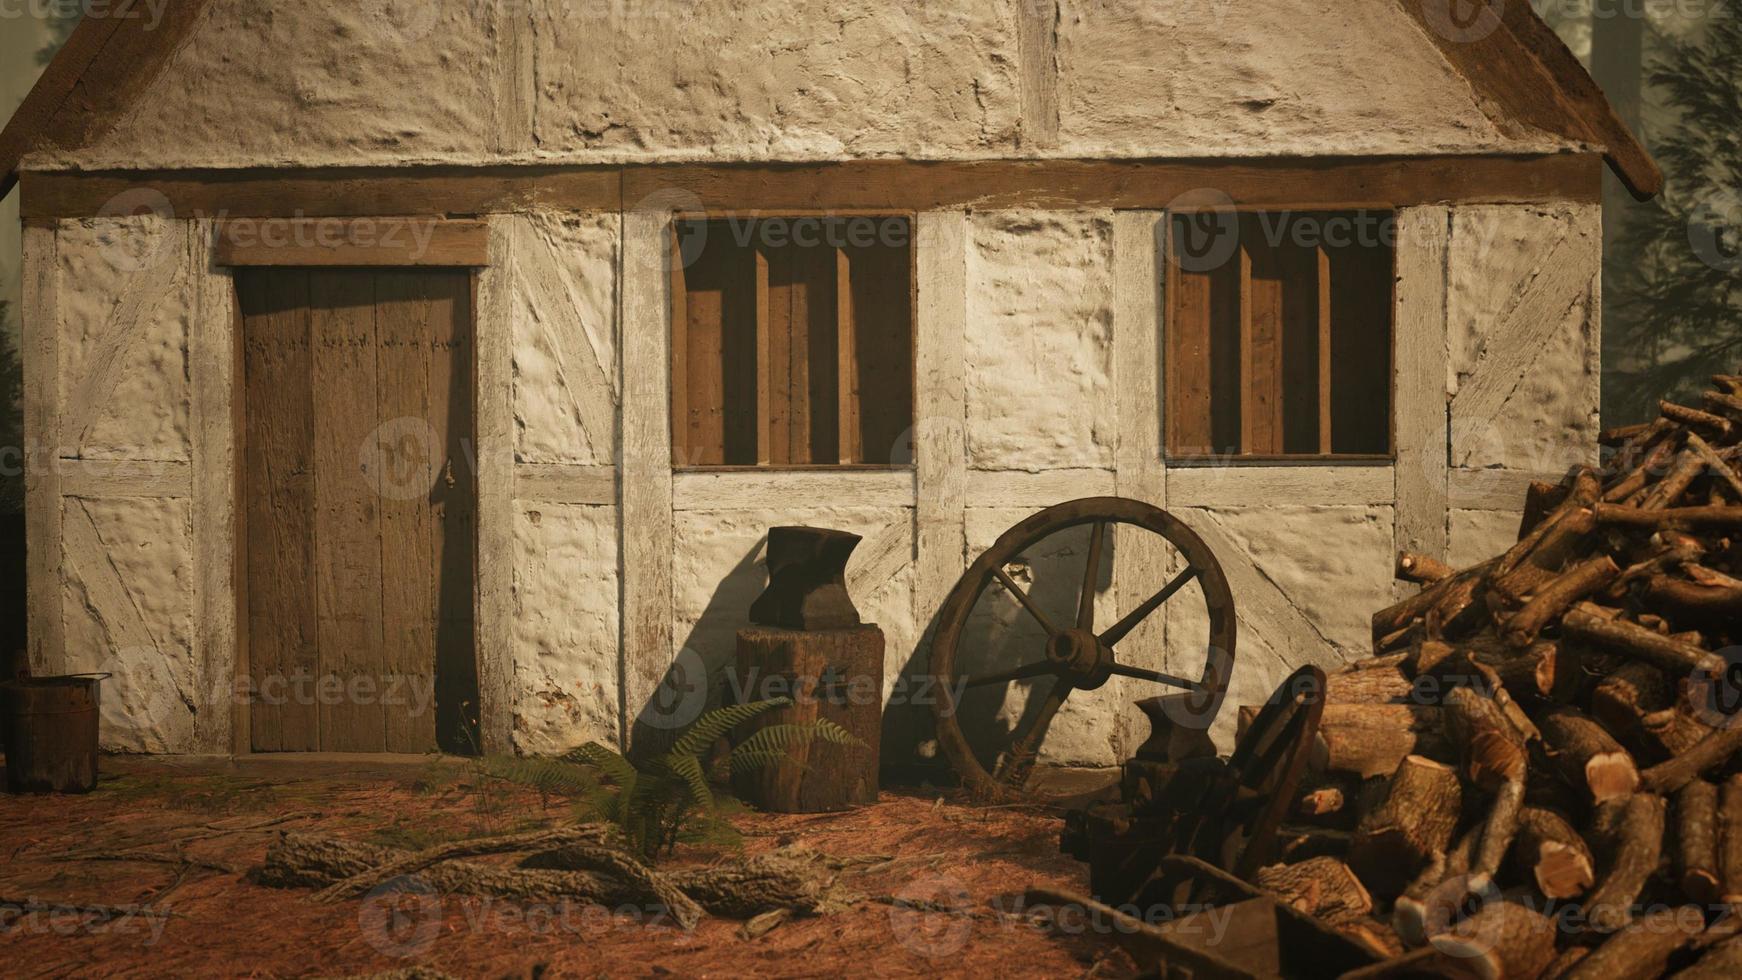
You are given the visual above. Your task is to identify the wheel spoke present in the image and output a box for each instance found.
[997,681,1074,788]
[1077,521,1106,632]
[992,566,1059,635]
[963,660,1057,689]
[1106,663,1202,691]
[1100,566,1202,648]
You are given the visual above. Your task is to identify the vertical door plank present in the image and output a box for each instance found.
[835,245,860,464]
[241,271,319,752]
[764,243,794,464]
[681,231,725,466]
[754,245,772,465]
[798,239,838,465]
[669,229,690,467]
[375,272,437,753]
[1237,240,1258,454]
[428,271,479,753]
[311,271,386,753]
[1317,245,1334,454]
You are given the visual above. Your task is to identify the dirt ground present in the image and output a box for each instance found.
[0,755,1135,978]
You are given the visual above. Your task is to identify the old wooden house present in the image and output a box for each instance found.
[1,1,1656,766]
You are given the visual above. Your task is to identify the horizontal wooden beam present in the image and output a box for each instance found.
[672,468,915,512]
[21,153,1601,220]
[1448,467,1565,512]
[514,463,616,507]
[1167,463,1396,508]
[214,218,490,267]
[59,458,193,499]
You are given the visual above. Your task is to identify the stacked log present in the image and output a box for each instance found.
[1246,373,1742,978]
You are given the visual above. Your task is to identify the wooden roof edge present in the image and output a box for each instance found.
[1501,3,1663,200]
[1397,0,1662,201]
[0,0,211,202]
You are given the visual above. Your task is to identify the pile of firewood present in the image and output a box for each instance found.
[1245,374,1742,978]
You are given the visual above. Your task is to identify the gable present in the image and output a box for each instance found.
[3,0,1657,197]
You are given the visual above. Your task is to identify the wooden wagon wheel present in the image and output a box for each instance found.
[930,497,1237,801]
[1169,664,1326,883]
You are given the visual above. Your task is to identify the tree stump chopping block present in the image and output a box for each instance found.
[731,626,884,813]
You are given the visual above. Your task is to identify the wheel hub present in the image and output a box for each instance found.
[1046,629,1114,690]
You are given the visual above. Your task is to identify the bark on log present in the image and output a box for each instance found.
[1640,705,1719,763]
[1270,704,1451,780]
[310,825,615,904]
[1685,432,1742,501]
[1563,907,1705,980]
[1722,774,1742,905]
[260,832,833,926]
[1350,756,1463,898]
[1522,481,1572,538]
[1641,722,1742,795]
[1490,509,1598,607]
[1590,662,1672,748]
[1562,604,1724,679]
[1701,390,1742,419]
[1509,806,1594,900]
[1638,451,1707,511]
[1673,780,1721,906]
[1539,706,1640,804]
[1392,826,1492,951]
[1593,503,1742,531]
[1584,793,1667,934]
[1472,779,1526,882]
[1503,556,1619,647]
[1643,576,1742,618]
[1672,935,1742,980]
[1325,663,1417,705]
[1373,559,1499,644]
[1661,402,1735,440]
[1444,687,1528,791]
[1432,900,1559,980]
[1604,438,1677,504]
[1398,552,1455,585]
[1254,856,1373,926]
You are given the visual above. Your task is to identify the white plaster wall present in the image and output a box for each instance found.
[63,495,198,753]
[54,218,191,461]
[1056,0,1516,158]
[509,211,620,466]
[1447,204,1602,475]
[1450,508,1522,570]
[47,0,1576,172]
[965,211,1116,472]
[1163,503,1397,749]
[510,503,621,755]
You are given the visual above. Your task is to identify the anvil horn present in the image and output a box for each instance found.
[749,527,863,631]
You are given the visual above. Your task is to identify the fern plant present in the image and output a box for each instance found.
[568,697,863,858]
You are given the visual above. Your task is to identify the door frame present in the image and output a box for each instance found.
[220,217,493,755]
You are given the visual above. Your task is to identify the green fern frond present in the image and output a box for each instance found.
[475,755,598,797]
[728,748,810,778]
[732,723,815,757]
[669,698,791,760]
[567,742,638,786]
[810,717,864,747]
[657,753,715,812]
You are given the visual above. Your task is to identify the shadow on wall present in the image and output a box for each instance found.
[880,524,1113,787]
[622,523,1114,784]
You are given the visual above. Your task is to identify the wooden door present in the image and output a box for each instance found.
[239,269,477,754]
